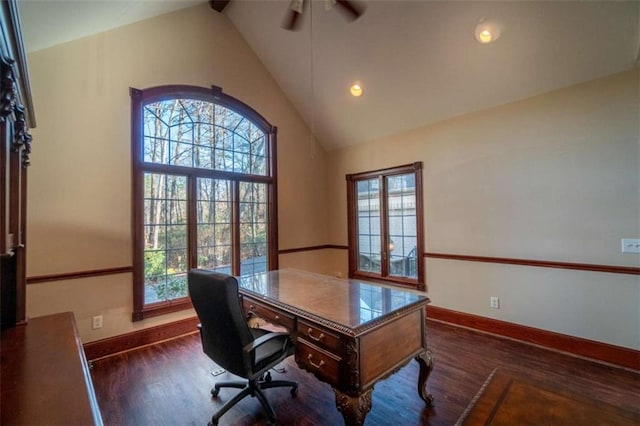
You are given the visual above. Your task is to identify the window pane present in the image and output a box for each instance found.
[143,136,169,164]
[386,174,417,278]
[197,178,233,273]
[142,99,267,175]
[196,123,214,148]
[143,172,188,303]
[157,273,187,301]
[195,146,213,169]
[239,182,268,275]
[215,105,243,131]
[169,139,193,167]
[356,179,381,273]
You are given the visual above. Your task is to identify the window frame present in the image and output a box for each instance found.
[346,162,425,290]
[131,85,279,321]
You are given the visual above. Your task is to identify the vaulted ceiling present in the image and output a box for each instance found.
[18,0,640,150]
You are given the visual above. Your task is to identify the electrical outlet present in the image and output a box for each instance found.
[621,239,640,254]
[490,297,500,309]
[92,315,103,329]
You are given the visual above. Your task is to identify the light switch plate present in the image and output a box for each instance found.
[621,239,640,254]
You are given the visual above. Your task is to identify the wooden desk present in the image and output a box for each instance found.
[237,269,434,425]
[1,312,103,425]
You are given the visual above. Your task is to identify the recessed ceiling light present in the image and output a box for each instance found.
[475,20,501,44]
[478,29,493,43]
[350,83,363,97]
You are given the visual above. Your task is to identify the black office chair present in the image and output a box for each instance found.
[188,269,298,426]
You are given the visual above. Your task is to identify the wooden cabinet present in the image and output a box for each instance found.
[1,312,104,425]
[0,0,35,328]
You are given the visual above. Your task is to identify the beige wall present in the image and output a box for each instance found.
[326,69,640,350]
[25,4,329,342]
[25,4,639,351]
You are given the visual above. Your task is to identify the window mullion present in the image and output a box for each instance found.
[232,180,241,275]
[380,175,389,278]
[187,175,198,272]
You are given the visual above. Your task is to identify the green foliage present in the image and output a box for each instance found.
[155,275,188,301]
[144,251,165,278]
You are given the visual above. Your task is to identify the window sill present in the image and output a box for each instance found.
[132,298,193,322]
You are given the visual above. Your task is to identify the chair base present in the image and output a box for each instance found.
[209,375,298,425]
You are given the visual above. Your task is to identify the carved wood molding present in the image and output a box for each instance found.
[1,55,32,167]
[0,56,17,120]
[333,387,373,425]
[345,338,360,392]
[13,106,32,167]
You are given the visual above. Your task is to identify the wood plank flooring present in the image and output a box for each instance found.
[90,320,640,425]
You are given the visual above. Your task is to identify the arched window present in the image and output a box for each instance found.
[131,85,278,320]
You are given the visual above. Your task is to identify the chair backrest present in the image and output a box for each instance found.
[188,269,255,378]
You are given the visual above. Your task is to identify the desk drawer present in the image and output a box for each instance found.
[243,298,295,330]
[296,339,341,387]
[297,320,342,355]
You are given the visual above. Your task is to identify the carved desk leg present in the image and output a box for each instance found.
[333,388,373,425]
[415,349,434,406]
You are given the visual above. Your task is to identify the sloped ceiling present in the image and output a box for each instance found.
[18,0,640,150]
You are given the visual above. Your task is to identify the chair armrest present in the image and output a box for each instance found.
[243,332,290,354]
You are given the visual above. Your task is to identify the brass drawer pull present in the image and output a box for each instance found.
[249,305,255,310]
[307,328,325,342]
[307,354,325,369]
[274,315,280,320]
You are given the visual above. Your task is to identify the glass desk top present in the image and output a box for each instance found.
[237,268,430,330]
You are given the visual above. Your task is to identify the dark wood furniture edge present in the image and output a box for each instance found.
[279,244,348,254]
[71,314,104,425]
[1,312,103,425]
[241,290,429,337]
[26,266,133,284]
[425,252,640,275]
[427,305,640,371]
[2,0,36,127]
[83,316,199,361]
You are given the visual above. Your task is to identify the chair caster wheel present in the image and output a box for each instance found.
[211,387,220,397]
[265,371,272,383]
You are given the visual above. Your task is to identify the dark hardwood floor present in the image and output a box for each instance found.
[90,320,640,425]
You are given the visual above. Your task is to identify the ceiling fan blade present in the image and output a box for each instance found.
[283,9,303,31]
[282,0,305,31]
[209,0,230,13]
[335,0,364,21]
